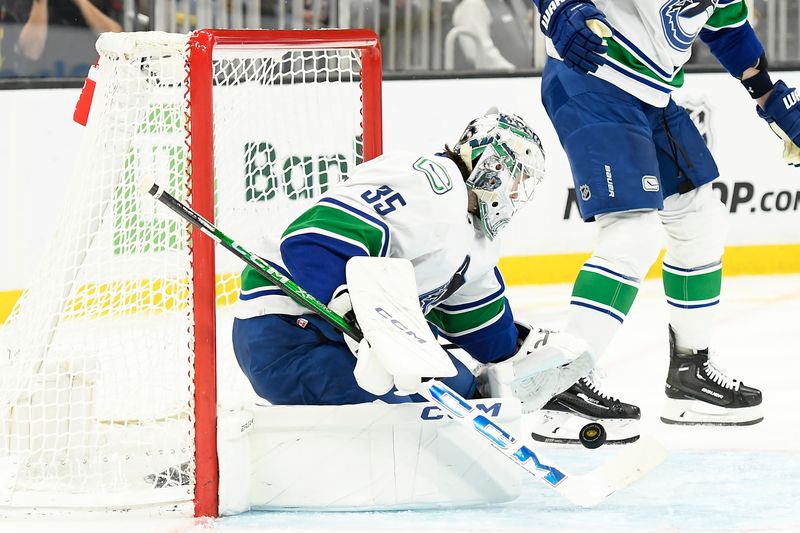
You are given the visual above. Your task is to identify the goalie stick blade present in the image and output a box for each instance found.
[421,380,666,507]
[555,435,668,507]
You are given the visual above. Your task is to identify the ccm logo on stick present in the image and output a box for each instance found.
[374,307,427,344]
[421,402,502,420]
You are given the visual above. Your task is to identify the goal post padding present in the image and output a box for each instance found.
[0,29,382,517]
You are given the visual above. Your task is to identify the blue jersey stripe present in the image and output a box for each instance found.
[667,300,720,310]
[570,300,625,323]
[602,60,673,94]
[612,30,678,80]
[663,260,722,273]
[318,197,391,257]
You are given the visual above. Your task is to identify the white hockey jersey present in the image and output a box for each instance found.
[236,152,518,363]
[545,0,751,107]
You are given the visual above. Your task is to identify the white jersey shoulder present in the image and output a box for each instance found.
[329,152,491,303]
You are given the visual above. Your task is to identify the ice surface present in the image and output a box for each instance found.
[6,275,800,533]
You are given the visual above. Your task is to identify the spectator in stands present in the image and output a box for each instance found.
[1,3,16,75]
[0,0,121,77]
[260,0,330,30]
[451,0,533,70]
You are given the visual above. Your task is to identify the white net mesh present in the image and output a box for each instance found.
[0,30,369,510]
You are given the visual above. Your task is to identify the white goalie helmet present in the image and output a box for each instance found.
[453,108,545,240]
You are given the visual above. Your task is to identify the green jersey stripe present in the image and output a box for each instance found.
[426,297,506,335]
[241,265,276,291]
[606,38,685,88]
[706,1,749,30]
[662,269,722,302]
[571,270,639,316]
[283,204,386,257]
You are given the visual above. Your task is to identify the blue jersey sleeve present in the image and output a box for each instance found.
[700,1,763,78]
[280,197,391,304]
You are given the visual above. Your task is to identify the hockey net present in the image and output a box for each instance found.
[0,29,382,516]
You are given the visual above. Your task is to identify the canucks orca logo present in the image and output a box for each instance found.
[419,256,470,314]
[660,0,717,52]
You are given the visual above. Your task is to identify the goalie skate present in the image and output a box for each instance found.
[661,327,763,426]
[529,371,641,445]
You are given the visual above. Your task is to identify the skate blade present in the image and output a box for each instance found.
[531,432,641,445]
[527,409,641,445]
[660,398,764,426]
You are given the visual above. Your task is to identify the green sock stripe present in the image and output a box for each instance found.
[662,269,722,303]
[571,270,639,316]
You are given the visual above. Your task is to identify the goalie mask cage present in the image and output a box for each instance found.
[0,29,382,517]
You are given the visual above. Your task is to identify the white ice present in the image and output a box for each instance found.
[6,274,800,533]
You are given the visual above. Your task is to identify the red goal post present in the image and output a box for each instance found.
[188,29,383,518]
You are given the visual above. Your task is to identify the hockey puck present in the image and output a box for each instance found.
[578,422,607,449]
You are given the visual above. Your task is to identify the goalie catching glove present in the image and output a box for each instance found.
[478,323,596,413]
[757,80,800,167]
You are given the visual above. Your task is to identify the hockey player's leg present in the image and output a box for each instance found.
[492,212,659,441]
[542,60,665,363]
[658,184,763,425]
[524,66,666,437]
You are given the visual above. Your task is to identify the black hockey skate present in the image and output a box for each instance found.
[661,326,763,426]
[529,371,641,445]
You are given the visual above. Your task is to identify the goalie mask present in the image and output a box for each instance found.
[453,109,545,240]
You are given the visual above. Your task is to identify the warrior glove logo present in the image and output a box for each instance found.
[660,0,717,52]
[783,89,800,110]
[540,0,568,32]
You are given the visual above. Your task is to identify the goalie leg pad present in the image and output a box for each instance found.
[245,399,523,510]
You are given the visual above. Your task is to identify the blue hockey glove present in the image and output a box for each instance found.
[539,0,612,75]
[757,80,800,167]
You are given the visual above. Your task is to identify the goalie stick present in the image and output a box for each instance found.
[144,181,667,507]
